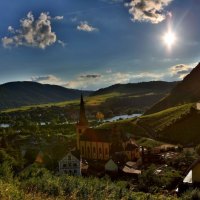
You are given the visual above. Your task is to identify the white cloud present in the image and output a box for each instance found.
[77,21,98,32]
[58,40,67,47]
[54,16,64,20]
[169,63,197,80]
[2,12,57,49]
[125,0,173,24]
[2,37,14,48]
[31,71,163,90]
[8,26,15,33]
[106,69,112,73]
[65,71,163,90]
[71,17,78,22]
[31,75,64,85]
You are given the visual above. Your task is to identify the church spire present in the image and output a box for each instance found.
[78,93,88,126]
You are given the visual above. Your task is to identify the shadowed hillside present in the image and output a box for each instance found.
[146,63,200,114]
[0,81,178,115]
[92,81,178,96]
[0,81,91,110]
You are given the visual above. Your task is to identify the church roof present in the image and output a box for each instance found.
[80,128,112,142]
[71,150,81,160]
[125,143,138,151]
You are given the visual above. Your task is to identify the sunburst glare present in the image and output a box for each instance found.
[163,31,176,48]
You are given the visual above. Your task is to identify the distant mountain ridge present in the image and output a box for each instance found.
[91,81,178,96]
[0,81,92,110]
[146,62,200,114]
[0,80,178,111]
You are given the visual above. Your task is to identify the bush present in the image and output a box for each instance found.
[0,180,23,200]
[0,162,14,182]
[19,164,61,197]
[181,189,200,200]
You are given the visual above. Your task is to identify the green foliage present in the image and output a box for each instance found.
[168,150,196,171]
[181,189,200,200]
[137,137,163,149]
[0,149,16,166]
[0,180,23,200]
[138,165,181,193]
[0,162,179,200]
[0,162,14,182]
[138,165,162,193]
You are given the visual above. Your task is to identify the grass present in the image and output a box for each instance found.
[136,137,164,149]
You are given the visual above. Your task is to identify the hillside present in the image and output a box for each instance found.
[89,81,178,115]
[146,63,200,114]
[0,81,91,110]
[101,103,200,145]
[0,81,177,115]
[92,81,178,96]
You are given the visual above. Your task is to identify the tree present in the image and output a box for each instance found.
[96,112,104,122]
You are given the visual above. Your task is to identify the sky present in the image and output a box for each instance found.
[0,0,200,90]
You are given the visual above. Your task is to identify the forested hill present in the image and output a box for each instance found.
[91,81,178,96]
[146,63,200,115]
[0,81,92,110]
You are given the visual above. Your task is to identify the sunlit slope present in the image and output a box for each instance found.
[101,103,200,145]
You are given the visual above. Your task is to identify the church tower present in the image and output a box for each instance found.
[76,94,89,150]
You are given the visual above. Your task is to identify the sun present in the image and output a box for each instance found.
[163,31,176,48]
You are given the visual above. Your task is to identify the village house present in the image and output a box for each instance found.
[183,157,200,184]
[59,151,81,176]
[196,102,200,111]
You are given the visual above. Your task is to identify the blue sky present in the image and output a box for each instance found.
[0,0,200,90]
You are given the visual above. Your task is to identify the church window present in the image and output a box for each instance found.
[99,148,102,154]
[87,147,90,154]
[82,147,84,154]
[105,148,108,155]
[93,147,96,153]
[69,162,71,167]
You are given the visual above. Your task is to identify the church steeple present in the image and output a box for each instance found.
[78,94,88,126]
[76,94,89,150]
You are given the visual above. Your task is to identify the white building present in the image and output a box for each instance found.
[59,151,81,176]
[196,102,200,111]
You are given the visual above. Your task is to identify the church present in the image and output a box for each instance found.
[76,95,140,161]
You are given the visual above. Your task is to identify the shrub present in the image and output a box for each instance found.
[181,189,200,200]
[0,162,14,182]
[0,180,23,200]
